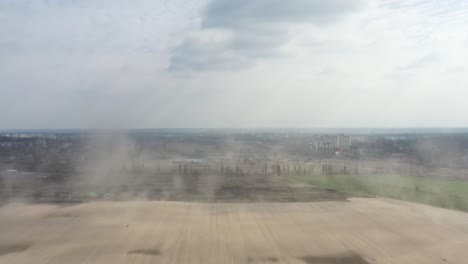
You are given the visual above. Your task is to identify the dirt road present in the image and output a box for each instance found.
[1,198,468,264]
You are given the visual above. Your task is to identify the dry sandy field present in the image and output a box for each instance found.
[1,198,468,264]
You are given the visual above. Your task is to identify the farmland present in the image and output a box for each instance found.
[1,199,468,264]
[2,131,468,263]
[292,173,468,211]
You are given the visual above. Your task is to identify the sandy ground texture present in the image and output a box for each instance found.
[1,198,468,264]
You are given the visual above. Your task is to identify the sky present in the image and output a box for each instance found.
[0,0,467,129]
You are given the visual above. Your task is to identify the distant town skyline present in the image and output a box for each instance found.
[1,0,468,129]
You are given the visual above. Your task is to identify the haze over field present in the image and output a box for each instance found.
[1,0,468,129]
[3,2,468,263]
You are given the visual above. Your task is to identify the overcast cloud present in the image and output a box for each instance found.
[1,0,468,128]
[169,0,366,72]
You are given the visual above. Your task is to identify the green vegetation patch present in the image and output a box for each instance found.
[292,174,468,212]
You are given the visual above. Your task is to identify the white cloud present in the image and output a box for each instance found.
[169,0,367,73]
[1,0,468,128]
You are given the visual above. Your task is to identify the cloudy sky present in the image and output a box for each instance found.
[1,0,467,129]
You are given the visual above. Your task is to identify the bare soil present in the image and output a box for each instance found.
[1,198,468,264]
[1,172,354,204]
